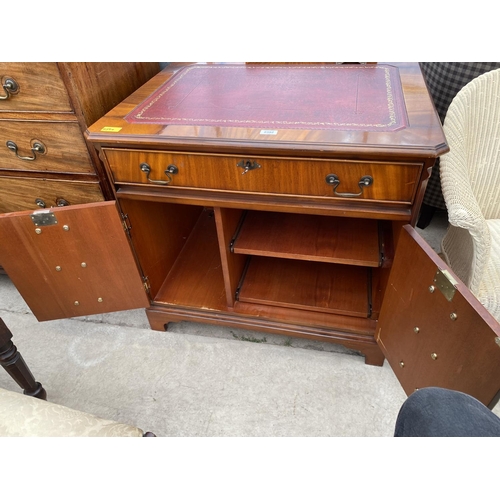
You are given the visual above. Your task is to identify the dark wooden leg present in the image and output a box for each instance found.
[0,318,47,400]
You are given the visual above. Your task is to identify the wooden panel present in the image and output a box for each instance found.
[377,225,500,407]
[118,198,203,298]
[116,184,414,221]
[0,177,103,214]
[154,209,227,311]
[59,63,159,127]
[238,257,370,317]
[0,63,72,113]
[213,207,247,307]
[103,149,422,204]
[0,121,93,174]
[0,201,150,321]
[233,211,381,266]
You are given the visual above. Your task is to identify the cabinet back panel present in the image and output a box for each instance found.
[154,209,228,311]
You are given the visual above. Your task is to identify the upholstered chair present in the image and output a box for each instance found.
[0,387,154,437]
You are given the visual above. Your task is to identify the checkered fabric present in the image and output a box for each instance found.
[420,62,500,210]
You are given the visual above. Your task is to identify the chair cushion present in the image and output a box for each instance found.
[0,388,144,437]
[477,219,500,322]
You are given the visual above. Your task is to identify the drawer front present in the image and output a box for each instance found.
[0,63,72,113]
[0,176,104,214]
[104,149,423,204]
[0,121,93,174]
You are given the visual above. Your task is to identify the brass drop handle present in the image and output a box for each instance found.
[140,162,178,185]
[325,174,373,198]
[0,77,19,100]
[6,140,46,161]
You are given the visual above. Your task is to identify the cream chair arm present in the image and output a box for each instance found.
[440,128,491,293]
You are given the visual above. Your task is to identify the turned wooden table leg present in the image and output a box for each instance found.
[0,318,47,400]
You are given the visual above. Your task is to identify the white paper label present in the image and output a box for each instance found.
[260,130,278,135]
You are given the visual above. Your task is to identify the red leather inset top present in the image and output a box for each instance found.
[125,64,407,132]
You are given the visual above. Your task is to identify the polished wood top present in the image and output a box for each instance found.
[86,62,448,161]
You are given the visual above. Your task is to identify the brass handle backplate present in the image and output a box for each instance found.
[6,140,46,161]
[140,162,178,185]
[325,174,373,198]
[0,77,19,100]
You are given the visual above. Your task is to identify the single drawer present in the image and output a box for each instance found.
[0,121,93,174]
[0,176,104,214]
[103,149,423,204]
[0,63,72,113]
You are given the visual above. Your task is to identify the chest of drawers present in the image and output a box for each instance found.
[1,63,499,407]
[0,62,159,213]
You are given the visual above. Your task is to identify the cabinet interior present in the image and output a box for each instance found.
[119,198,394,323]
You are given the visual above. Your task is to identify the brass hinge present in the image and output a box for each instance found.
[433,268,458,302]
[121,213,131,235]
[143,276,151,294]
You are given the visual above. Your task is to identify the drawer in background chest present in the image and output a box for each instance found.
[103,149,423,204]
[0,63,72,113]
[0,176,104,214]
[0,121,93,174]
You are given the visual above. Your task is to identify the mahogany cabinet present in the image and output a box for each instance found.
[1,63,499,407]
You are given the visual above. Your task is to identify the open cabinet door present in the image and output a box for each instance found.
[377,225,500,408]
[0,201,150,321]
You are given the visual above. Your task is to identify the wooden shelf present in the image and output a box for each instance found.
[237,256,371,318]
[154,209,227,311]
[232,211,381,267]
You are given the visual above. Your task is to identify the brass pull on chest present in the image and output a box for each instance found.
[326,174,373,197]
[140,162,178,185]
[6,140,46,161]
[0,77,19,100]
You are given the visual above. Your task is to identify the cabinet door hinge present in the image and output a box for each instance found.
[143,276,151,294]
[121,213,132,235]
